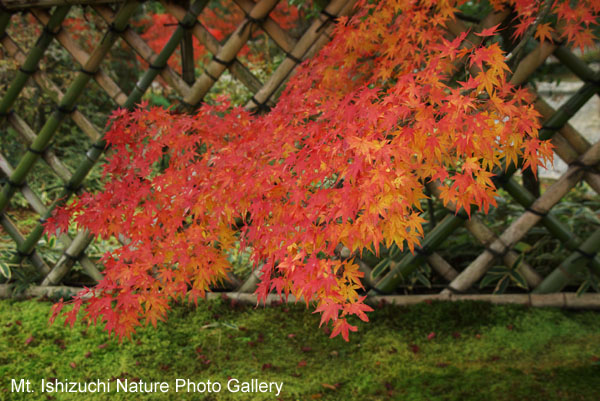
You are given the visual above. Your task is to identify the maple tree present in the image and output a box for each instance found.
[47,0,597,341]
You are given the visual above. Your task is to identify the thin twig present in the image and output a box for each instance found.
[507,0,553,71]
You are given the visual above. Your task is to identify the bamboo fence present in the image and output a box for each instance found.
[0,0,599,308]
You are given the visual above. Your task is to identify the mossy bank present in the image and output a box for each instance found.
[1,298,599,400]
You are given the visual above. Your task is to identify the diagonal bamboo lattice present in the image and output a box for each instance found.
[0,0,599,307]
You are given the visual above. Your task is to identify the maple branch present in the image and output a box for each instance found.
[507,0,553,71]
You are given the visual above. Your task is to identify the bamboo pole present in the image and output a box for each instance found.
[93,5,191,98]
[370,50,600,294]
[32,8,129,107]
[1,3,138,273]
[0,154,101,281]
[180,0,195,86]
[0,5,70,115]
[1,27,103,284]
[444,140,600,293]
[270,0,357,103]
[0,154,45,213]
[183,0,280,106]
[0,214,50,274]
[1,284,598,309]
[442,79,600,293]
[244,0,354,110]
[2,2,141,270]
[10,0,210,279]
[1,32,105,141]
[164,2,263,95]
[426,182,542,287]
[0,2,139,216]
[553,46,598,83]
[426,253,459,281]
[370,214,466,292]
[0,9,12,52]
[41,229,98,285]
[367,293,600,309]
[534,229,600,293]
[502,178,600,272]
[8,113,72,182]
[232,0,296,53]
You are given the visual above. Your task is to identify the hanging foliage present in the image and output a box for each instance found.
[47,0,598,341]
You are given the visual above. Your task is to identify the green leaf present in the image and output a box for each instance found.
[509,269,528,289]
[48,237,56,248]
[576,281,589,297]
[0,262,11,280]
[480,272,501,289]
[488,266,509,276]
[493,276,509,294]
[511,253,524,270]
[513,242,532,253]
[415,271,431,288]
[371,258,391,279]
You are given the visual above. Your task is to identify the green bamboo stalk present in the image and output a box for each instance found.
[0,153,101,280]
[533,229,600,293]
[0,213,50,274]
[163,1,263,95]
[10,0,209,269]
[0,2,139,216]
[369,75,600,295]
[0,10,11,45]
[553,46,597,83]
[369,214,466,293]
[502,178,600,274]
[0,6,70,116]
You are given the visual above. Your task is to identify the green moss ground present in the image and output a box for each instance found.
[1,298,599,400]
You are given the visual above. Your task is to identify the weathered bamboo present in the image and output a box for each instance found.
[180,0,195,86]
[537,98,590,160]
[250,0,359,104]
[427,181,543,287]
[0,154,45,213]
[0,6,70,115]
[232,0,296,53]
[184,0,280,106]
[368,293,600,309]
[502,178,600,272]
[237,267,264,293]
[426,253,459,282]
[244,0,354,110]
[2,3,141,271]
[444,139,600,293]
[1,284,598,310]
[162,1,264,95]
